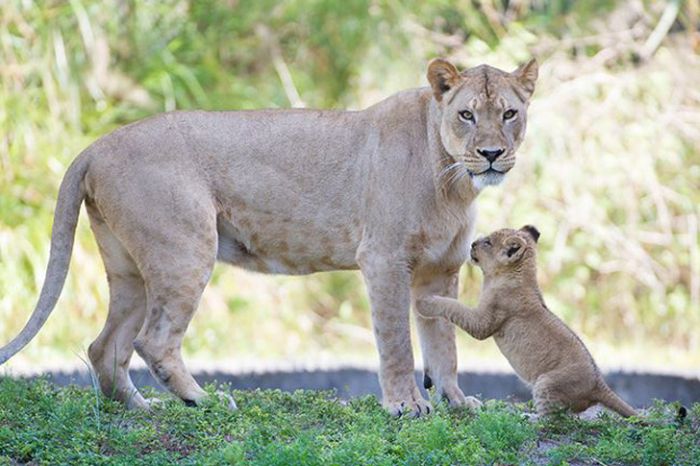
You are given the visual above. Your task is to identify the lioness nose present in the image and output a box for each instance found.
[477,147,505,162]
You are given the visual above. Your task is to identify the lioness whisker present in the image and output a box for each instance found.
[438,161,466,193]
[438,161,462,179]
[443,163,472,193]
[452,167,470,188]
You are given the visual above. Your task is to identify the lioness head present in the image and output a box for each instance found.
[470,225,540,274]
[427,58,538,191]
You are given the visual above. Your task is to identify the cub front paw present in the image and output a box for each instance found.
[415,297,443,319]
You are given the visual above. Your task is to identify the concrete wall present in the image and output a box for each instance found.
[14,368,700,407]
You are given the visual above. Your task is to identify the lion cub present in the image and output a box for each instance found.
[417,226,637,418]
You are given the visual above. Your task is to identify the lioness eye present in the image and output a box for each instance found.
[503,109,517,120]
[458,110,475,122]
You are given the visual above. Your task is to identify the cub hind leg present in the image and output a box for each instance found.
[532,368,597,416]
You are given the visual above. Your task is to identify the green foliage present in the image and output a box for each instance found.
[0,0,698,368]
[0,378,698,465]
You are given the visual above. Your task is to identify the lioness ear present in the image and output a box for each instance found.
[520,225,540,243]
[512,58,538,99]
[501,236,527,263]
[427,58,462,102]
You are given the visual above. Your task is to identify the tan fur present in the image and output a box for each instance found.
[416,226,638,418]
[0,58,537,416]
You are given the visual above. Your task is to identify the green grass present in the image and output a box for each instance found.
[0,378,697,465]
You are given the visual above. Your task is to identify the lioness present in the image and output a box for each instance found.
[416,226,638,418]
[0,58,538,416]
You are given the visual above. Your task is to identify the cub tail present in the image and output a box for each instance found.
[596,381,638,418]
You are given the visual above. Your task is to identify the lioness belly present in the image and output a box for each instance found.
[216,214,360,275]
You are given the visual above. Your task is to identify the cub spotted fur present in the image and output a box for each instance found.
[417,226,637,418]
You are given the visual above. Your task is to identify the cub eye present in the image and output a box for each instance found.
[458,110,475,122]
[484,239,492,247]
[503,109,517,121]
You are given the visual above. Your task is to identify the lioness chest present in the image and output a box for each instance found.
[405,210,477,287]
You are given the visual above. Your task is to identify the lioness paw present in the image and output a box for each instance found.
[385,396,433,418]
[183,390,238,410]
[441,385,482,409]
[464,396,483,409]
[216,390,238,410]
[125,391,162,411]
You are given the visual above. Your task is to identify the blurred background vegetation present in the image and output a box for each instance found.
[1,0,698,372]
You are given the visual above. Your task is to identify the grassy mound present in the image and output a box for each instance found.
[0,378,697,465]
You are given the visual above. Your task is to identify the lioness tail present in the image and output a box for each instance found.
[0,152,89,364]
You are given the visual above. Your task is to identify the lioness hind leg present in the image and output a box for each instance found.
[130,223,236,409]
[133,259,236,408]
[87,212,149,409]
[86,168,231,408]
[88,274,149,409]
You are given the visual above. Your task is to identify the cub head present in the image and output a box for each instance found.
[470,225,540,275]
[427,58,538,191]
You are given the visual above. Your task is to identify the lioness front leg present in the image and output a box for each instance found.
[359,255,431,417]
[412,272,480,409]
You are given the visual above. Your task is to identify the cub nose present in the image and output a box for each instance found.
[477,147,505,163]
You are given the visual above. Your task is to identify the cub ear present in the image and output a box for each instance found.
[512,58,538,99]
[427,58,462,102]
[520,225,540,243]
[501,236,527,263]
